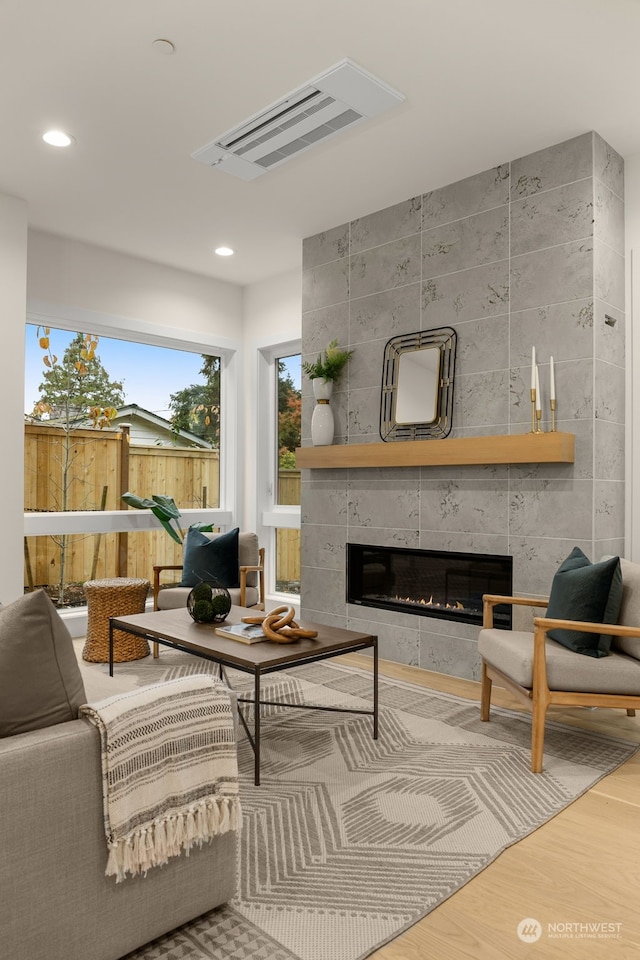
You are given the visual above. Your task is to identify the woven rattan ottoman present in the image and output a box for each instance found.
[82,577,151,662]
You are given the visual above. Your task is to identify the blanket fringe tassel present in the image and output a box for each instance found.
[106,795,241,882]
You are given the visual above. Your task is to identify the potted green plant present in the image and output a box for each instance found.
[302,339,353,446]
[302,339,353,384]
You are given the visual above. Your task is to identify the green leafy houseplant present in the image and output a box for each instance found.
[121,492,213,544]
[302,339,353,383]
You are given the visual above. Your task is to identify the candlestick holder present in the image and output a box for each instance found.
[530,389,537,433]
[535,408,543,433]
[550,398,556,432]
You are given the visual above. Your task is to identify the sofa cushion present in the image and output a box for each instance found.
[478,627,640,695]
[612,557,640,660]
[0,589,87,737]
[545,547,622,657]
[180,527,240,589]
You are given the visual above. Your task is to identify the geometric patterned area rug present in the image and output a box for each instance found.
[82,654,637,960]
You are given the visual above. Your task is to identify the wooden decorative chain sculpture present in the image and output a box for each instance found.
[242,605,318,643]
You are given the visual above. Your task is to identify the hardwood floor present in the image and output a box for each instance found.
[342,654,640,960]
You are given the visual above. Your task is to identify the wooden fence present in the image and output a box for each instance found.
[24,424,301,595]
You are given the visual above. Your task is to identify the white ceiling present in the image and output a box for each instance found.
[3,0,640,287]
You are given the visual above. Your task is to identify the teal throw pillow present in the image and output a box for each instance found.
[546,547,622,657]
[180,527,240,588]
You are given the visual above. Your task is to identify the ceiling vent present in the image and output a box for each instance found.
[191,59,405,180]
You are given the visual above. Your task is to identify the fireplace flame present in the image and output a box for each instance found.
[397,595,466,612]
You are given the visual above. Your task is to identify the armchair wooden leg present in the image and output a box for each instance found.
[627,709,636,717]
[480,661,492,722]
[153,641,159,659]
[531,695,548,774]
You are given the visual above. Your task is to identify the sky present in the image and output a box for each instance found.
[25,325,301,418]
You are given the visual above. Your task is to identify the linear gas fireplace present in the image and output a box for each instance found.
[347,544,513,629]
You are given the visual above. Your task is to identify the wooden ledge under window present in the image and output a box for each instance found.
[295,432,575,470]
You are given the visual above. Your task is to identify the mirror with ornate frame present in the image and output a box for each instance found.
[380,327,457,441]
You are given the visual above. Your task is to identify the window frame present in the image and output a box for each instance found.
[254,337,301,605]
[24,302,242,547]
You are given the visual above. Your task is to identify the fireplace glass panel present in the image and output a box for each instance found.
[347,543,512,628]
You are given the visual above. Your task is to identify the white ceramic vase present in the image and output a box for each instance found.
[311,378,335,446]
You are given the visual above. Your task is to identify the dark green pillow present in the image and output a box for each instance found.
[180,527,240,588]
[546,547,622,657]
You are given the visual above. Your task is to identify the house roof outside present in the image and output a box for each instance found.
[110,405,213,449]
[28,404,213,450]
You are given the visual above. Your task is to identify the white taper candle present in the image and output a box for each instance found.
[535,365,541,412]
[531,346,536,391]
[549,356,555,401]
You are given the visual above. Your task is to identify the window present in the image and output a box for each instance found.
[255,342,301,603]
[24,322,226,606]
[275,354,301,594]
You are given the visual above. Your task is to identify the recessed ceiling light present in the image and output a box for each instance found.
[42,130,74,147]
[152,38,175,55]
[214,246,235,257]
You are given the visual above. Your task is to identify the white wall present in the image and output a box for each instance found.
[0,192,28,603]
[241,268,302,532]
[27,230,243,343]
[625,153,640,561]
[242,267,301,344]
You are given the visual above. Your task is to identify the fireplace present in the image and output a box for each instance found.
[347,543,513,629]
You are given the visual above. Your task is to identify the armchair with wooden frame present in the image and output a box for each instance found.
[153,531,265,613]
[479,560,640,773]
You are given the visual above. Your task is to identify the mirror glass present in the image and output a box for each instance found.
[395,347,441,423]
[380,327,457,441]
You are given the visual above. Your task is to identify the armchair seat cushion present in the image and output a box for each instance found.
[157,585,260,611]
[479,628,640,695]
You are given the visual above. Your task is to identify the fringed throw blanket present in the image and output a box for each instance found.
[80,674,240,882]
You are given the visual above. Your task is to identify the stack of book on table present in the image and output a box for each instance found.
[214,622,266,644]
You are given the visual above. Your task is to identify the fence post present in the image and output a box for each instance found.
[117,425,130,577]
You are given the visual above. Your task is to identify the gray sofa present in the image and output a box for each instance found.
[0,590,238,960]
[1,717,237,960]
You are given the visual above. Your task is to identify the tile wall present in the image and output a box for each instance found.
[300,132,625,680]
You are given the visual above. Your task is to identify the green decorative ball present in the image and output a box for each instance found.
[192,582,213,602]
[192,598,215,622]
[211,592,232,617]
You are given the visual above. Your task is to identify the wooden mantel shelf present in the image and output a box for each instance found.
[295,432,575,469]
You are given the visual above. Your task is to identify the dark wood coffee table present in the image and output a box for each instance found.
[108,606,378,784]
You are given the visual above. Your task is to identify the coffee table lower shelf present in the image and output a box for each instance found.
[108,608,378,785]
